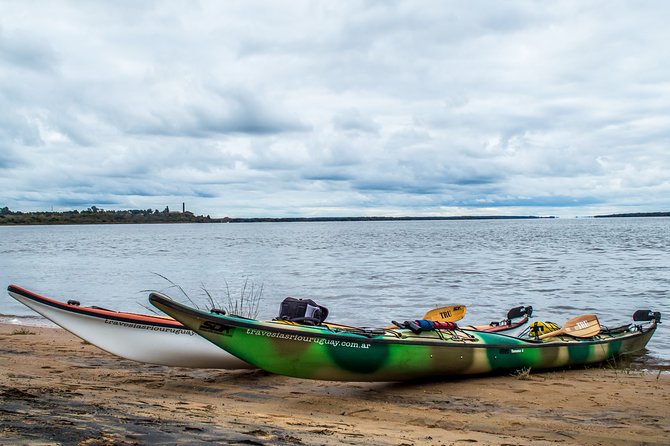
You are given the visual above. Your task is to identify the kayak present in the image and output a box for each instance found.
[7,284,529,369]
[7,284,252,369]
[149,292,660,382]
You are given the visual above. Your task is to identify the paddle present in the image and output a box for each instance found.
[422,304,466,322]
[539,314,601,339]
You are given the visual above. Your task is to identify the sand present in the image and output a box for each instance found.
[1,323,668,446]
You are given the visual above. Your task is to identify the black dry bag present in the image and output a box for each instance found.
[278,297,329,325]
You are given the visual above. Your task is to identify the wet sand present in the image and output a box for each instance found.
[1,323,668,446]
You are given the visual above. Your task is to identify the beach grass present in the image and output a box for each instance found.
[145,273,264,319]
[511,366,532,380]
[11,327,35,335]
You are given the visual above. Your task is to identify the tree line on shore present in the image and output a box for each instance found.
[593,212,670,218]
[0,206,213,225]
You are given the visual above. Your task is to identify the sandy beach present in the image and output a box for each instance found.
[1,323,668,446]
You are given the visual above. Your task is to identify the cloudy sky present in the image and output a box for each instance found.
[1,1,669,218]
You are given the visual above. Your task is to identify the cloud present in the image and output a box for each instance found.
[332,109,380,134]
[0,28,59,73]
[121,85,308,137]
[1,1,669,217]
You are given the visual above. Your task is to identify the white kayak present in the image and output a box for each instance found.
[6,284,252,369]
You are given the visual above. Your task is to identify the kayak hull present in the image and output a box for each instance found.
[150,292,658,382]
[7,284,252,369]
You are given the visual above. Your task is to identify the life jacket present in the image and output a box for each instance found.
[277,297,329,325]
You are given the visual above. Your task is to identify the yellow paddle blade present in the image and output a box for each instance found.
[539,314,601,339]
[563,314,601,337]
[422,305,466,322]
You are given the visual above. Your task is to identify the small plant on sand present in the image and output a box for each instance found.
[146,273,263,319]
[605,356,635,376]
[511,367,532,380]
[205,278,263,319]
[11,327,35,335]
[605,356,622,371]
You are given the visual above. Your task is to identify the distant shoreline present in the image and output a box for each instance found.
[593,212,670,218]
[0,208,668,225]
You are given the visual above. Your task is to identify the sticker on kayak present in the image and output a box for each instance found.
[500,348,524,354]
[199,321,232,335]
[246,328,371,349]
[104,319,196,336]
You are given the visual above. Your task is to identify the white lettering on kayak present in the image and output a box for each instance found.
[245,328,371,349]
[104,319,195,336]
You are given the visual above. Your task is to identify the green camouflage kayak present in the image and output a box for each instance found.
[149,292,660,382]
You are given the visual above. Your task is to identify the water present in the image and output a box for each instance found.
[1,218,668,366]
